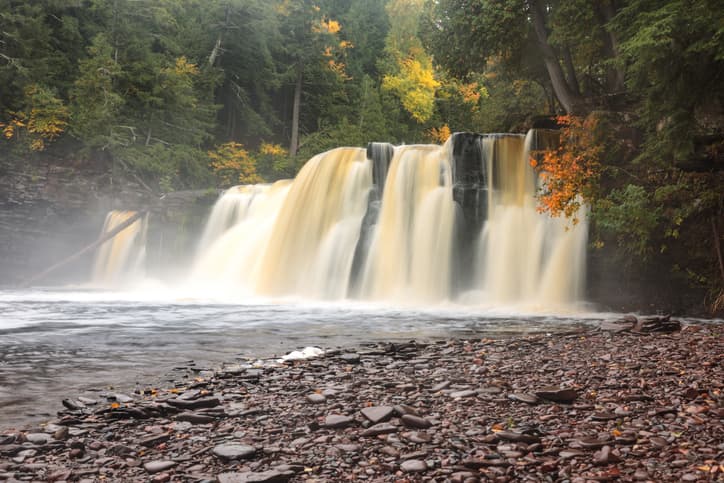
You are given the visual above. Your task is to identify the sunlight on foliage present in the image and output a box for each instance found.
[209,142,263,187]
[2,85,69,151]
[382,58,440,123]
[427,124,451,143]
[532,115,603,223]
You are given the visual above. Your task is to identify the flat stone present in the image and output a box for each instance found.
[25,433,50,445]
[494,431,540,444]
[306,393,326,404]
[400,459,427,473]
[401,414,432,429]
[140,433,171,447]
[576,438,608,449]
[217,470,293,483]
[176,412,215,424]
[323,414,354,428]
[361,423,398,436]
[340,353,361,363]
[430,381,451,392]
[62,399,85,411]
[167,397,220,410]
[535,388,577,404]
[404,431,432,443]
[112,393,133,403]
[361,406,394,424]
[560,450,586,459]
[144,460,177,474]
[450,390,477,398]
[212,443,256,461]
[508,393,539,404]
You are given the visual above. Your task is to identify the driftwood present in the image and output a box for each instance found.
[19,211,146,288]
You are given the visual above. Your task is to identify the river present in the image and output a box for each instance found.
[0,287,614,429]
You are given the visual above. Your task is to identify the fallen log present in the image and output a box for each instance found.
[19,210,146,288]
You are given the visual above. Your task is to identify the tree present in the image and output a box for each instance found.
[422,0,623,114]
[209,141,263,187]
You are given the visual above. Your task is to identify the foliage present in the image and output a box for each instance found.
[593,184,661,260]
[427,124,451,144]
[532,115,603,222]
[380,0,440,124]
[611,0,724,164]
[209,142,263,187]
[1,84,69,151]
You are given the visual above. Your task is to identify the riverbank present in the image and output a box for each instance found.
[1,318,722,482]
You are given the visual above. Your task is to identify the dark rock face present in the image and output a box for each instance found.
[450,132,488,292]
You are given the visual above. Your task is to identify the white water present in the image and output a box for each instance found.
[92,210,147,286]
[91,132,589,311]
[473,133,588,309]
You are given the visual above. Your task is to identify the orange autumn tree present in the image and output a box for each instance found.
[209,142,263,187]
[531,115,603,223]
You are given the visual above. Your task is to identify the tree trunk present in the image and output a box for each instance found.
[19,211,146,288]
[289,64,303,156]
[529,0,584,114]
[597,0,625,93]
[563,46,582,96]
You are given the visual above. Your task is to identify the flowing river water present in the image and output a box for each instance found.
[0,287,617,429]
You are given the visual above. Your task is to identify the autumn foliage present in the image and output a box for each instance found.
[209,142,263,187]
[531,115,603,223]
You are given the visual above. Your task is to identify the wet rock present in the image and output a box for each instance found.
[213,443,256,461]
[110,393,133,403]
[400,459,427,473]
[24,433,50,445]
[361,405,394,423]
[62,398,85,411]
[167,397,220,410]
[144,460,177,474]
[535,387,578,404]
[361,423,398,436]
[593,445,620,465]
[323,414,354,428]
[176,412,216,424]
[340,353,361,363]
[401,414,431,429]
[430,381,451,392]
[218,470,293,483]
[494,431,541,444]
[306,393,326,404]
[508,393,539,404]
[403,431,432,443]
[140,433,171,447]
[53,426,69,440]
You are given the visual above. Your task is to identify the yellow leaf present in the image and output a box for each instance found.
[110,402,120,409]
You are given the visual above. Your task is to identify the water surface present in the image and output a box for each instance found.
[1,287,609,429]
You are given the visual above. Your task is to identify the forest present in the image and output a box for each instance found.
[0,0,722,313]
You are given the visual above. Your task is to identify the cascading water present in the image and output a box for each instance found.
[471,132,588,307]
[92,210,148,285]
[357,144,456,302]
[123,129,589,308]
[189,148,371,299]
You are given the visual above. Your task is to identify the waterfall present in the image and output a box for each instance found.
[472,132,588,306]
[357,144,456,302]
[92,210,148,286]
[183,129,589,308]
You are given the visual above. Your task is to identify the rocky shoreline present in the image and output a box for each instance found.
[1,319,722,482]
